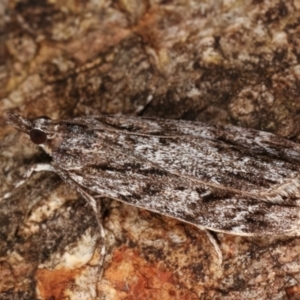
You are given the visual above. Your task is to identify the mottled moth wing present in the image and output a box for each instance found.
[8,114,300,236]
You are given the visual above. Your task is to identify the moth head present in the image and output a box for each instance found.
[7,113,62,154]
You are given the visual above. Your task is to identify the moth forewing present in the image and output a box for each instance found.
[5,112,300,238]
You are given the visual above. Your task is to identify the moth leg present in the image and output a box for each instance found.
[133,94,153,115]
[0,163,55,202]
[71,186,107,280]
[204,230,223,266]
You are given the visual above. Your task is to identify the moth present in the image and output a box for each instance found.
[4,112,300,241]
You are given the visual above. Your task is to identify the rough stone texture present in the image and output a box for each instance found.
[1,0,300,299]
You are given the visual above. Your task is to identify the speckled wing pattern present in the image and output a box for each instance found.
[8,114,300,236]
